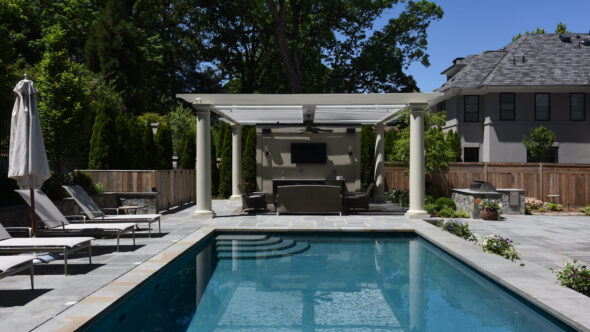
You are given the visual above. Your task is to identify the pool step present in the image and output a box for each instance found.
[217,239,296,252]
[216,237,282,247]
[215,234,268,241]
[217,242,310,260]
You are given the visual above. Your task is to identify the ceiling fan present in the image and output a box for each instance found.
[285,105,333,134]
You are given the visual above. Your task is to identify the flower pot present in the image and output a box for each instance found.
[482,208,498,221]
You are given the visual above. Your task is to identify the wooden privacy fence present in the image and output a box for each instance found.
[385,162,590,208]
[82,169,195,211]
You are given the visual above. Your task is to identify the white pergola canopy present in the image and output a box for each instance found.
[175,93,443,219]
[177,93,442,126]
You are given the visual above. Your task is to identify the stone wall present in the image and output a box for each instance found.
[451,190,502,219]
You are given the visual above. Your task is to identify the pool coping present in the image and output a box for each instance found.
[36,220,590,332]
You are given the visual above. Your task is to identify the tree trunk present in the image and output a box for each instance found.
[267,0,303,93]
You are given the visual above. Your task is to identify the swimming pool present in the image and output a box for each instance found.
[85,232,573,331]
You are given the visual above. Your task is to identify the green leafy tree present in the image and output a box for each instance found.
[512,27,545,41]
[142,123,159,169]
[384,128,398,163]
[242,126,257,192]
[389,109,456,175]
[522,126,556,162]
[88,100,118,169]
[37,25,92,172]
[216,122,229,158]
[446,130,462,162]
[360,125,376,190]
[179,128,196,169]
[155,124,173,169]
[218,128,232,198]
[166,105,195,157]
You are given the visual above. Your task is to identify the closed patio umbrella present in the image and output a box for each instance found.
[8,74,51,236]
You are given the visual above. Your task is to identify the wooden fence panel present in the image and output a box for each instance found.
[385,162,590,207]
[82,170,195,211]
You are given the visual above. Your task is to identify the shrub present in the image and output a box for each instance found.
[453,209,469,218]
[439,219,477,242]
[552,260,590,296]
[387,189,410,207]
[425,195,435,205]
[580,205,590,216]
[544,202,563,211]
[155,124,173,169]
[242,126,257,193]
[525,205,532,215]
[88,100,118,169]
[482,235,520,262]
[525,197,543,210]
[41,172,68,201]
[360,125,375,190]
[218,127,232,198]
[94,182,105,194]
[425,203,437,216]
[438,207,455,218]
[69,171,97,195]
[435,197,456,211]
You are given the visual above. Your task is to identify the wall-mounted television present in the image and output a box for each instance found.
[290,143,326,164]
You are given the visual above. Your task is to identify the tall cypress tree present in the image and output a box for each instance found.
[360,125,376,190]
[242,127,257,192]
[155,124,173,169]
[88,100,118,169]
[218,128,232,198]
[179,129,195,169]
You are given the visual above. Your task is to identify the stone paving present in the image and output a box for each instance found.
[1,200,590,331]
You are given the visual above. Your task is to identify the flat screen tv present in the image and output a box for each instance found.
[290,143,326,164]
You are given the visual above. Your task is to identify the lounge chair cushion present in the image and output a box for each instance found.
[0,256,35,274]
[0,237,93,248]
[62,223,135,232]
[96,214,160,222]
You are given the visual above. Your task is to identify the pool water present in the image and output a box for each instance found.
[87,233,572,331]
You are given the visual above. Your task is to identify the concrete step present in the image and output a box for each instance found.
[217,239,296,252]
[215,234,268,241]
[216,237,282,247]
[217,242,310,260]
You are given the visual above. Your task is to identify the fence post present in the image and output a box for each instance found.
[538,163,543,200]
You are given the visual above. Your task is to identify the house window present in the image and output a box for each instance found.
[526,147,558,163]
[464,95,479,122]
[437,100,446,114]
[571,93,585,121]
[463,147,479,162]
[535,93,550,121]
[500,93,515,120]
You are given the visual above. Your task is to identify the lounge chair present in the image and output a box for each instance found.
[0,224,92,275]
[63,185,161,237]
[237,184,268,212]
[0,255,35,289]
[16,189,135,252]
[342,183,375,213]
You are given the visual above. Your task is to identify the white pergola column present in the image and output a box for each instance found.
[193,105,215,218]
[230,124,242,200]
[373,123,386,202]
[482,116,492,162]
[405,103,429,219]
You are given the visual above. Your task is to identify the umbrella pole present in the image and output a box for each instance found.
[30,188,36,237]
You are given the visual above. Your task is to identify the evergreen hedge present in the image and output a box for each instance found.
[155,124,173,169]
[210,127,219,196]
[179,129,196,169]
[360,125,375,190]
[88,100,118,169]
[142,123,159,169]
[242,126,256,192]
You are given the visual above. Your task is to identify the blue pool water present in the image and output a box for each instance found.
[87,233,572,331]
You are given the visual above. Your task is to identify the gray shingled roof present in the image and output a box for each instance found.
[438,34,590,91]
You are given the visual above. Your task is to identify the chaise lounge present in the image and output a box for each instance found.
[0,224,92,275]
[63,185,162,237]
[0,255,36,289]
[16,189,136,252]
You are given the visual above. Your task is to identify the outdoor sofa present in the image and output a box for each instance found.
[276,185,342,215]
[16,189,136,252]
[0,224,92,275]
[0,255,36,289]
[63,185,162,237]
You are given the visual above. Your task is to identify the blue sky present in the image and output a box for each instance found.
[376,0,590,92]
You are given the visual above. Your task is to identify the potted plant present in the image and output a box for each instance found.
[479,199,502,220]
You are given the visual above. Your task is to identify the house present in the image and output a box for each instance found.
[436,33,590,163]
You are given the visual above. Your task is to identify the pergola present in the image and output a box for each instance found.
[176,93,442,219]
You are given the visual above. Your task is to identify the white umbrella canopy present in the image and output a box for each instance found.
[8,74,51,236]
